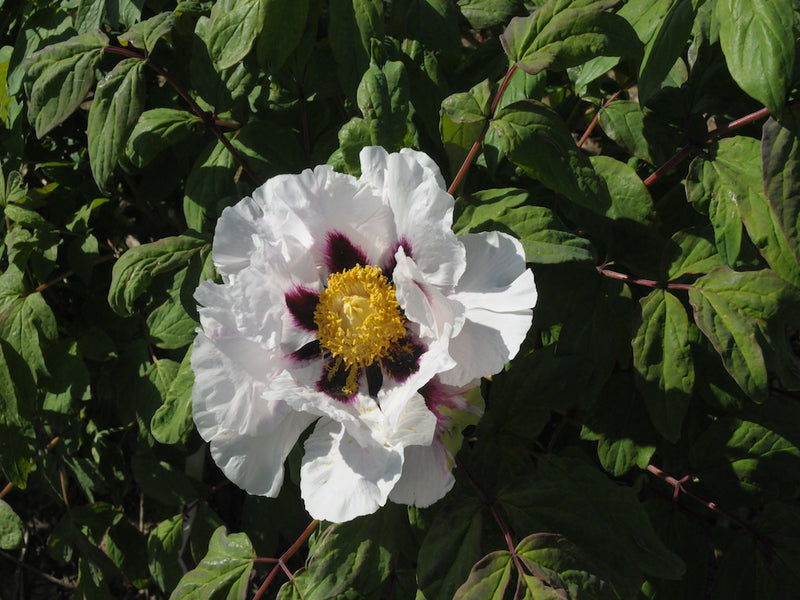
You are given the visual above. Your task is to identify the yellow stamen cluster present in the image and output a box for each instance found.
[314,265,406,393]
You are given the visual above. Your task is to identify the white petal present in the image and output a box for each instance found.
[300,420,403,522]
[440,231,537,386]
[388,441,454,507]
[212,196,267,277]
[393,249,465,341]
[206,410,316,497]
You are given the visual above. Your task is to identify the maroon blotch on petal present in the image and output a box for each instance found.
[317,359,358,403]
[384,237,414,275]
[285,287,320,331]
[325,231,369,273]
[381,334,423,382]
[290,340,321,363]
[366,363,383,398]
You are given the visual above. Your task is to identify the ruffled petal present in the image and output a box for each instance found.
[300,419,403,522]
[440,231,536,386]
[388,441,454,507]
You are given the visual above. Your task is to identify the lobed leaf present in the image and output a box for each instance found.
[688,266,788,402]
[632,290,694,442]
[488,99,610,212]
[148,515,185,593]
[453,551,513,600]
[500,0,641,76]
[170,526,255,600]
[150,347,195,445]
[0,499,24,550]
[87,57,146,192]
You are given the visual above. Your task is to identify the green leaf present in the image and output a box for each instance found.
[146,265,199,350]
[453,551,512,600]
[716,0,794,114]
[256,0,309,71]
[24,31,108,137]
[500,0,641,75]
[0,500,24,549]
[328,0,381,98]
[284,506,409,598]
[757,117,800,287]
[337,117,373,176]
[515,533,617,600]
[458,0,526,30]
[635,0,694,105]
[688,266,788,402]
[118,12,176,54]
[125,108,201,169]
[108,232,208,316]
[0,286,58,380]
[183,139,239,232]
[105,518,149,588]
[686,137,755,266]
[581,372,658,477]
[692,417,800,507]
[171,526,255,600]
[664,227,724,280]
[131,453,199,506]
[0,337,35,425]
[148,514,185,593]
[632,290,694,442]
[357,60,411,149]
[499,456,685,597]
[440,80,492,175]
[597,100,683,166]
[488,100,610,212]
[151,347,195,445]
[206,0,261,69]
[87,57,146,192]
[480,205,597,264]
[417,499,484,600]
[454,187,529,235]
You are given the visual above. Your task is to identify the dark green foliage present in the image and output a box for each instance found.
[2,0,800,598]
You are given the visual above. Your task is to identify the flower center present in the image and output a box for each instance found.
[314,265,406,393]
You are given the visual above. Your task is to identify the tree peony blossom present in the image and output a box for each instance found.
[191,147,537,522]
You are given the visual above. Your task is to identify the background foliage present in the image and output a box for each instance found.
[1,0,800,598]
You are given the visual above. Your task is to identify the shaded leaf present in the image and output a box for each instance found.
[453,551,512,600]
[688,266,787,402]
[499,456,685,597]
[716,0,794,114]
[632,290,694,442]
[148,514,184,593]
[125,108,201,169]
[0,500,24,550]
[664,227,724,280]
[417,499,484,600]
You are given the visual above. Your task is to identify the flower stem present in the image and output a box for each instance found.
[576,89,623,148]
[252,519,319,599]
[101,46,261,186]
[447,63,518,196]
[643,106,771,188]
[596,265,691,291]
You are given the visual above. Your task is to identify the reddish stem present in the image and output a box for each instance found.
[577,89,623,148]
[252,519,320,599]
[646,464,756,534]
[643,106,771,188]
[447,63,519,196]
[596,265,691,291]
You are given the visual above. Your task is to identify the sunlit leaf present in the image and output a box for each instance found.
[171,527,255,600]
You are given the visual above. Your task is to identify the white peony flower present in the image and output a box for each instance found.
[191,146,537,522]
